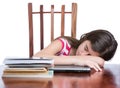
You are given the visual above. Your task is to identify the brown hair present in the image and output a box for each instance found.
[79,29,118,61]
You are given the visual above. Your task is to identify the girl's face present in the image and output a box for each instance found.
[76,40,99,56]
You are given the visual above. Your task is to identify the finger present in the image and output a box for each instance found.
[91,65,99,72]
[86,60,102,72]
[95,64,102,71]
[92,63,102,72]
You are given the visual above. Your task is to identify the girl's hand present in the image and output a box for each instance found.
[75,56,104,72]
[84,60,102,72]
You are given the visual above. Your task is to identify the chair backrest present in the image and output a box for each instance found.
[28,3,77,57]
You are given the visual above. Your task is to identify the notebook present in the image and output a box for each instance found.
[3,57,54,65]
[49,65,91,72]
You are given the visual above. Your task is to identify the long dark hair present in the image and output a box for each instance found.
[79,29,118,61]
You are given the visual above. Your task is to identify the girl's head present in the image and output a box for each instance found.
[78,29,118,61]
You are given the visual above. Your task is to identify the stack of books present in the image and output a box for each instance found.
[2,57,54,78]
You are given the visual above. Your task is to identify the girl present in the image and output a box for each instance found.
[34,29,118,71]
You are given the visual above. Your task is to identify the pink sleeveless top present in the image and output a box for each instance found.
[56,38,71,56]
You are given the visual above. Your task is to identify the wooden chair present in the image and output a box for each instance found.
[28,3,77,57]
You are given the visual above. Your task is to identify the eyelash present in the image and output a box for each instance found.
[84,45,88,51]
[84,45,91,55]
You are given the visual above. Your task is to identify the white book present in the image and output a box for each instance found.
[3,57,54,65]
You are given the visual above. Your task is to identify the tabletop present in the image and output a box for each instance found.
[0,64,120,88]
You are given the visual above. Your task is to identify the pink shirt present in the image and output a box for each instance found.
[56,38,71,56]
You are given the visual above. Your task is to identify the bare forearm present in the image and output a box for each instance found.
[34,55,78,65]
[34,54,104,67]
[33,54,104,71]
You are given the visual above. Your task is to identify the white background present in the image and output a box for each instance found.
[0,0,120,64]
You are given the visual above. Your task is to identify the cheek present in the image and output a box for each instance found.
[76,45,83,55]
[77,45,84,51]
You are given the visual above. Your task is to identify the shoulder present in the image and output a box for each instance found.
[34,37,72,56]
[55,36,78,44]
[54,37,70,50]
[37,39,63,55]
[56,36,80,49]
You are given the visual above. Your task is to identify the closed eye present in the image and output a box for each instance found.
[84,45,88,51]
[87,54,91,55]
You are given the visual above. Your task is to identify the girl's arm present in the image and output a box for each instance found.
[33,39,104,72]
[34,55,104,71]
[34,39,63,56]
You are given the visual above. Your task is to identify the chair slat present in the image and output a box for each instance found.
[28,3,34,57]
[51,5,54,41]
[71,3,77,38]
[61,5,65,36]
[40,5,44,50]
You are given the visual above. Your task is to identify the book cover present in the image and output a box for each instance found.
[2,70,53,78]
[50,65,91,72]
[3,57,54,65]
[3,67,48,73]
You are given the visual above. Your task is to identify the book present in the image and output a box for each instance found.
[49,65,91,72]
[2,70,53,78]
[3,57,54,65]
[7,64,52,68]
[3,67,47,73]
[2,65,53,78]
